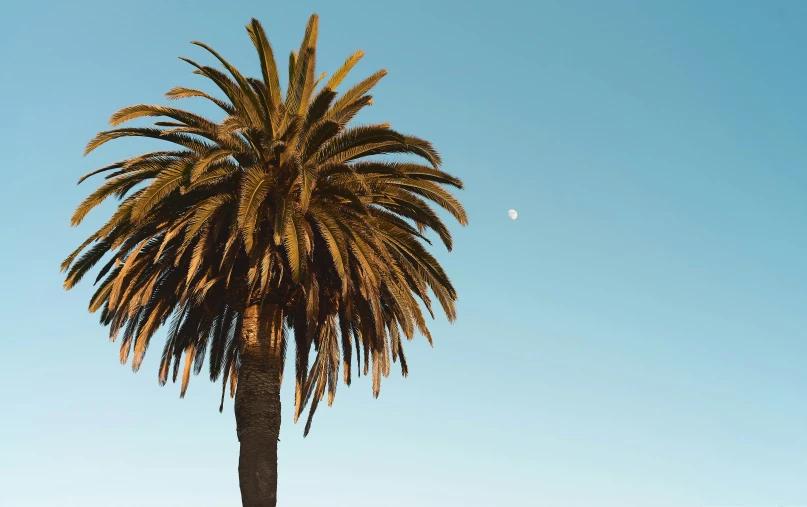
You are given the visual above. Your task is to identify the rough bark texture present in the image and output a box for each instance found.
[235,304,284,507]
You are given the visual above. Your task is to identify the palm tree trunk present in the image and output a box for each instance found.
[235,303,284,507]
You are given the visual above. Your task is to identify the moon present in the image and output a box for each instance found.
[508,209,518,220]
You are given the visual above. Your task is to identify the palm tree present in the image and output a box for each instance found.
[62,14,466,507]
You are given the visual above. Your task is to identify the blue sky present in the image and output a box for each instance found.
[2,0,806,505]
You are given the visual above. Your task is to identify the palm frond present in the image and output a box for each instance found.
[324,50,364,91]
[237,168,270,253]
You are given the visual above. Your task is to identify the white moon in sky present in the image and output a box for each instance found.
[508,209,518,220]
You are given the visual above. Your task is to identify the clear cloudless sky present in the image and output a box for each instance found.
[1,1,806,506]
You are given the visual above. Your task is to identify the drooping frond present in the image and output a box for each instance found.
[237,167,270,253]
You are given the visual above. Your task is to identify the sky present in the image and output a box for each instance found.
[1,0,806,505]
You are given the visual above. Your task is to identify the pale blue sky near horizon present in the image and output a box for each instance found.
[1,0,806,506]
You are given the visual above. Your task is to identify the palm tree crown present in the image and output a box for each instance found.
[62,14,466,436]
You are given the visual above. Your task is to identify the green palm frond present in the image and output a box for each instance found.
[246,19,283,120]
[165,86,236,115]
[237,168,270,253]
[324,50,364,91]
[327,70,387,121]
